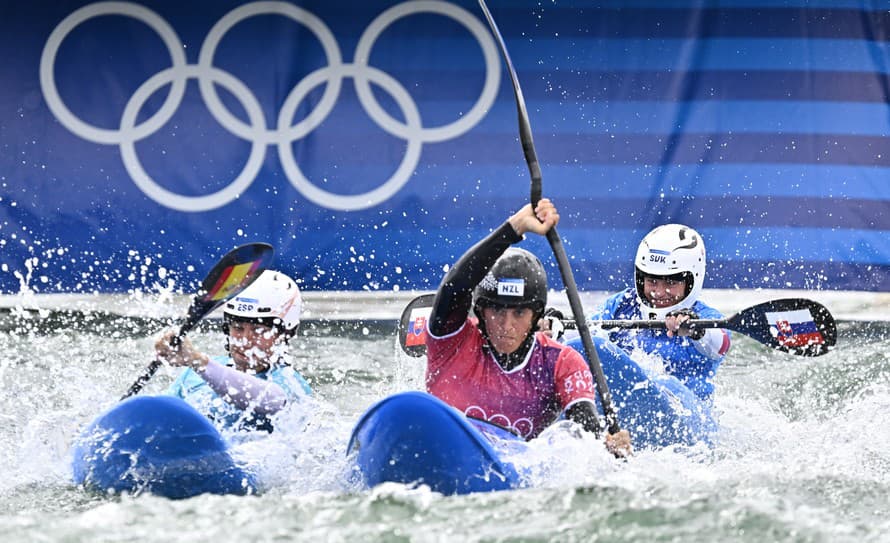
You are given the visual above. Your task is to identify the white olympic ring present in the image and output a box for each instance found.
[465,405,534,438]
[39,0,501,212]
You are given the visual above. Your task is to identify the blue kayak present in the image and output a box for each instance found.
[566,335,716,449]
[349,338,715,495]
[347,391,527,495]
[72,395,256,499]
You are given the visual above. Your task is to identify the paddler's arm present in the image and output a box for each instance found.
[197,361,287,415]
[430,200,557,336]
[565,401,601,437]
[566,402,633,458]
[155,330,287,415]
[665,308,732,358]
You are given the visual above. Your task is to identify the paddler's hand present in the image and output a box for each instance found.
[537,307,566,340]
[605,429,633,459]
[508,198,559,237]
[154,330,210,371]
[665,308,704,339]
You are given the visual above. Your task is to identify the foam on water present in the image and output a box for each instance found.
[0,294,888,542]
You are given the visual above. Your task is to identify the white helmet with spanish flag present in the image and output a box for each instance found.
[223,270,302,335]
[634,224,706,320]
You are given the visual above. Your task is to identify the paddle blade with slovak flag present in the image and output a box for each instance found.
[397,293,435,358]
[731,298,837,357]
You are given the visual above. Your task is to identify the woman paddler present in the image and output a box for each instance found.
[424,198,632,457]
[154,269,311,432]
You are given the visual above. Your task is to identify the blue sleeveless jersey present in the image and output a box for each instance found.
[165,355,312,431]
[591,288,727,400]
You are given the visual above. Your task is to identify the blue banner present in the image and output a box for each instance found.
[1,0,888,294]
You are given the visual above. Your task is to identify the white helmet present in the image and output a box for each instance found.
[223,270,302,334]
[634,224,706,319]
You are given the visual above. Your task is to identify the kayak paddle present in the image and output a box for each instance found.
[398,294,837,358]
[478,0,620,434]
[596,297,837,357]
[120,242,274,400]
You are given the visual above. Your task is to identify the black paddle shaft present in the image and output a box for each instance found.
[546,229,619,433]
[598,319,726,330]
[478,0,619,434]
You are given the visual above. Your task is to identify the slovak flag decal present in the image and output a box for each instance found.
[765,309,825,348]
[405,308,431,347]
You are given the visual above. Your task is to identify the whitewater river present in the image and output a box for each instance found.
[0,301,887,542]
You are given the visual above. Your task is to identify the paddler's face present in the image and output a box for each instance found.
[481,306,535,355]
[227,321,281,373]
[642,275,687,308]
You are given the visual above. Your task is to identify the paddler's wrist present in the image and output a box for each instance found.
[506,208,530,237]
[190,353,210,371]
[500,218,525,242]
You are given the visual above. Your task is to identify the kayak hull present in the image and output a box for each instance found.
[72,395,255,499]
[567,335,717,449]
[347,391,525,495]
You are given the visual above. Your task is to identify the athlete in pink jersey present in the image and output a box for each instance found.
[425,199,632,456]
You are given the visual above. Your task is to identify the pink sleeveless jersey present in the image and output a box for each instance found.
[426,319,597,440]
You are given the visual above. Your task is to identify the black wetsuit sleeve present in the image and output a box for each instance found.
[429,221,523,336]
[565,401,602,438]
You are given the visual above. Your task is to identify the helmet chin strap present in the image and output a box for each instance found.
[635,269,696,320]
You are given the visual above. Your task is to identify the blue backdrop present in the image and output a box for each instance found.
[1,0,888,295]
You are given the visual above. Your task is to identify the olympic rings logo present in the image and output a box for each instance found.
[39,1,500,212]
[465,405,534,439]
